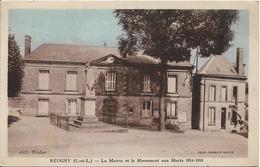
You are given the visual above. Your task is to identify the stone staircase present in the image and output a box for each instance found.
[69,116,128,133]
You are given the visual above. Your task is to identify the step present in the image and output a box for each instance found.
[70,122,104,128]
[69,125,128,133]
[74,120,99,126]
[77,116,98,123]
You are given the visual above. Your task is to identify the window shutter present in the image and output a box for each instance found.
[167,75,177,93]
[39,70,49,90]
[172,102,176,117]
[166,102,170,118]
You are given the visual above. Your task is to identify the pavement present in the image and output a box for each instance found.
[8,116,248,157]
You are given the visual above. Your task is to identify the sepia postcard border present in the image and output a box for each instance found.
[0,1,259,166]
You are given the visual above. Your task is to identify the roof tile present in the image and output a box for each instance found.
[198,55,239,76]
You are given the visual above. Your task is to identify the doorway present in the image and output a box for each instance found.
[38,99,49,116]
[221,108,226,129]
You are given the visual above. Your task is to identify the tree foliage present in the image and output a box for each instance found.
[114,10,239,61]
[114,10,239,131]
[8,33,24,97]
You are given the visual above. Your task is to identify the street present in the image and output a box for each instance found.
[8,116,248,157]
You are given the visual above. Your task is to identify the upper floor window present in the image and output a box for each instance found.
[141,100,152,117]
[167,75,177,93]
[38,70,49,90]
[220,86,227,101]
[209,85,216,101]
[66,71,77,91]
[232,86,238,102]
[105,72,116,91]
[166,101,176,118]
[143,75,151,92]
[208,107,216,124]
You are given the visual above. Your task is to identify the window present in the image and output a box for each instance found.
[143,75,151,92]
[66,99,77,115]
[232,86,238,102]
[209,85,216,101]
[167,75,177,93]
[166,101,176,118]
[208,107,216,124]
[105,72,116,91]
[66,71,77,91]
[141,100,152,117]
[38,70,49,90]
[220,86,227,101]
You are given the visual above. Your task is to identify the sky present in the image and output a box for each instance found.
[9,9,249,72]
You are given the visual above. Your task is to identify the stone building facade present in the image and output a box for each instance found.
[19,36,193,130]
[192,48,247,132]
[87,55,193,130]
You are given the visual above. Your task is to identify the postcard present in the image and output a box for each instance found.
[0,1,259,166]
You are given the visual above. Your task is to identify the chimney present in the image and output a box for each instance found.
[24,35,31,56]
[236,48,244,76]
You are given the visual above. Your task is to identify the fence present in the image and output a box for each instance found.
[50,113,70,130]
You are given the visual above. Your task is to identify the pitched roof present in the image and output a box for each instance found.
[23,43,193,67]
[198,55,239,76]
[23,43,120,63]
[126,53,192,67]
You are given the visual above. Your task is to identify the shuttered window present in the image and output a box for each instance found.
[209,85,216,101]
[143,75,151,92]
[38,70,49,90]
[141,100,152,117]
[208,107,216,124]
[66,71,77,91]
[221,86,227,101]
[166,101,176,118]
[105,73,116,91]
[167,75,177,93]
[38,99,49,116]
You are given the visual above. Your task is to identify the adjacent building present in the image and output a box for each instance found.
[192,48,248,132]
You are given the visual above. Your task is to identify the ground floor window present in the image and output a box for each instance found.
[38,98,49,116]
[208,107,216,124]
[66,99,77,115]
[166,101,176,118]
[141,100,152,117]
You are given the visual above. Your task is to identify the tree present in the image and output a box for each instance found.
[114,9,239,131]
[8,33,24,97]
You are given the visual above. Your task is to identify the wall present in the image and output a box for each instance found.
[20,60,193,130]
[20,61,86,116]
[92,65,193,130]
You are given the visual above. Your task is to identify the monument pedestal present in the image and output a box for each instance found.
[71,95,100,128]
[80,96,96,117]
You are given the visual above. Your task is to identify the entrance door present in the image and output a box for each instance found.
[221,108,226,129]
[103,98,117,123]
[38,99,49,116]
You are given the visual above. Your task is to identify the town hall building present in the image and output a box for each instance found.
[20,35,194,130]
